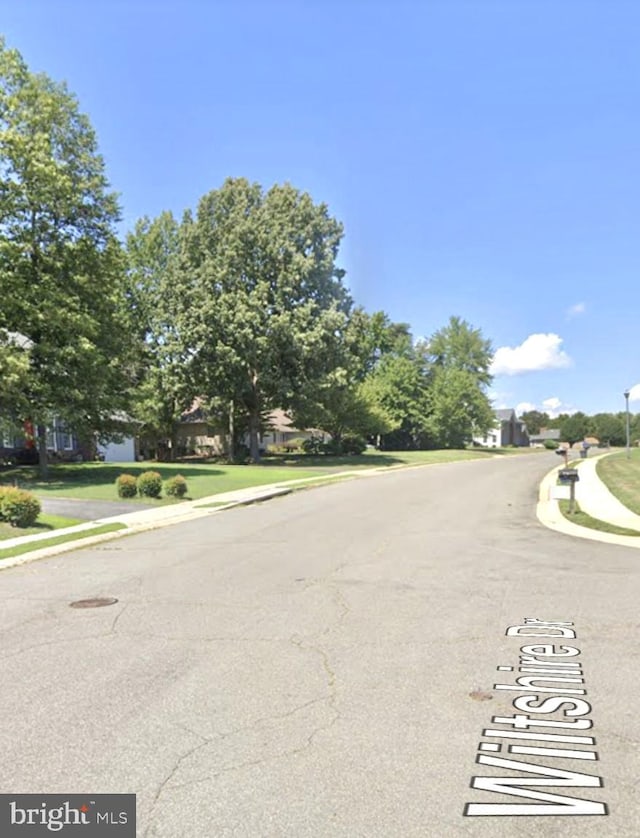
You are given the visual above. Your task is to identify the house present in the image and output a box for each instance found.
[176,400,226,457]
[175,402,327,456]
[1,415,138,464]
[0,418,86,463]
[528,428,561,447]
[259,409,327,450]
[473,409,530,448]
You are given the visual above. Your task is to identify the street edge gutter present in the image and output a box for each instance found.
[536,460,640,550]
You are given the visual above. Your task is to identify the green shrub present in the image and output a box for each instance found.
[301,436,324,455]
[266,444,287,455]
[543,439,559,450]
[322,438,342,455]
[341,433,367,455]
[116,473,138,498]
[0,487,41,527]
[164,475,188,498]
[137,470,163,498]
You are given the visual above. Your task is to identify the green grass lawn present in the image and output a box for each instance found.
[0,462,321,502]
[596,449,640,516]
[0,447,537,504]
[558,499,640,536]
[0,523,126,562]
[0,513,84,542]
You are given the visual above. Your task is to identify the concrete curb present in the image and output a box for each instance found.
[536,458,640,549]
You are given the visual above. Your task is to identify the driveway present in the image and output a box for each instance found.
[40,496,155,521]
[0,453,635,836]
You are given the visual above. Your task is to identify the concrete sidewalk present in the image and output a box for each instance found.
[0,471,367,566]
[536,451,640,547]
[575,455,640,530]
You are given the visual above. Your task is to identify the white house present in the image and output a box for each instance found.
[473,409,530,448]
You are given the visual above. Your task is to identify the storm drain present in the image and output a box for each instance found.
[69,597,119,609]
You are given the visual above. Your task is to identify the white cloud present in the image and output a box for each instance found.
[490,334,572,376]
[567,302,586,318]
[542,397,562,411]
[513,396,578,419]
[541,396,578,418]
[516,401,536,415]
[628,384,640,402]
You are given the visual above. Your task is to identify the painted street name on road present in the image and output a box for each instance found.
[464,617,608,817]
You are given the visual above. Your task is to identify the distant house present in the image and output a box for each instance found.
[1,414,138,464]
[473,408,530,448]
[528,428,561,447]
[260,409,327,450]
[0,418,86,463]
[175,402,327,456]
[176,399,225,457]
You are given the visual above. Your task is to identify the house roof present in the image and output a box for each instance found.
[265,408,325,435]
[180,398,209,424]
[530,429,561,440]
[495,408,516,421]
[266,408,296,433]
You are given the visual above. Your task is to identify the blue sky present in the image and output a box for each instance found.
[4,0,640,416]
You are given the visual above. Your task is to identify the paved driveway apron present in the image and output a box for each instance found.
[40,497,156,521]
[0,455,637,837]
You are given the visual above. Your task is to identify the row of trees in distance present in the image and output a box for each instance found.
[519,409,640,448]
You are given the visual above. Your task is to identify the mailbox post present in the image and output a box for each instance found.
[558,467,580,514]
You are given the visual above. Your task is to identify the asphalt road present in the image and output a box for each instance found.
[0,454,638,837]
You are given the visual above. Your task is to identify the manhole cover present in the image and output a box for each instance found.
[69,597,119,609]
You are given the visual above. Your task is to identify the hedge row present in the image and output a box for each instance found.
[115,472,188,499]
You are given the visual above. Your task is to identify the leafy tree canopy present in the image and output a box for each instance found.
[0,38,128,473]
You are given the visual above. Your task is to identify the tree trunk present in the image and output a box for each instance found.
[228,399,235,464]
[248,407,261,462]
[36,424,49,479]
[169,426,178,462]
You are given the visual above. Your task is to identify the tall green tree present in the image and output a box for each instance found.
[424,316,494,447]
[427,367,496,449]
[588,412,625,447]
[0,331,30,416]
[124,211,193,458]
[518,410,551,435]
[428,315,493,386]
[291,309,413,445]
[0,39,128,475]
[558,412,589,446]
[176,178,350,460]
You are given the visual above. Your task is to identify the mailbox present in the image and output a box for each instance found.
[559,468,580,484]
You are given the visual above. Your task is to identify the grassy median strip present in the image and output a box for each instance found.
[0,523,127,562]
[0,513,84,541]
[596,449,640,516]
[558,500,640,536]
